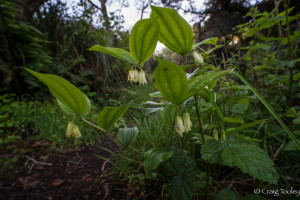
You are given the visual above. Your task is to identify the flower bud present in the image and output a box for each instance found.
[213,129,218,141]
[192,51,204,63]
[183,113,192,132]
[138,70,147,85]
[175,116,185,137]
[66,122,82,138]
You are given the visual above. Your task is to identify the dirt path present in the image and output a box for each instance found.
[0,138,136,200]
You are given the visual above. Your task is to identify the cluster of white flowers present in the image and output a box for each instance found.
[66,122,82,138]
[128,69,147,85]
[175,113,193,137]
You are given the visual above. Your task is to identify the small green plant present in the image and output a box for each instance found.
[26,5,299,200]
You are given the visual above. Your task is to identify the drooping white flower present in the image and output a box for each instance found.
[192,51,204,63]
[175,116,185,137]
[127,69,135,83]
[66,122,82,138]
[183,113,192,132]
[138,70,147,85]
[133,69,139,83]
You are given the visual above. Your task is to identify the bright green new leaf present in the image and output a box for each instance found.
[129,18,159,64]
[97,105,129,131]
[193,37,218,49]
[153,58,188,105]
[188,70,230,98]
[150,6,194,56]
[144,148,173,178]
[117,127,139,146]
[25,68,89,116]
[89,45,137,64]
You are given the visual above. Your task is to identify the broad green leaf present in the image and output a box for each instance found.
[25,68,89,116]
[144,148,173,178]
[97,105,129,131]
[226,119,267,134]
[89,45,137,64]
[231,72,300,150]
[117,127,139,146]
[57,93,91,116]
[153,58,188,105]
[202,136,278,184]
[221,142,278,184]
[193,37,218,49]
[159,147,197,200]
[150,6,194,56]
[230,104,248,114]
[129,18,159,64]
[188,70,230,98]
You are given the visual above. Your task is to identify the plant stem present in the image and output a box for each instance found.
[80,116,144,166]
[168,107,178,150]
[194,95,205,143]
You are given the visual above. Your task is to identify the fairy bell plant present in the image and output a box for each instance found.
[26,5,299,200]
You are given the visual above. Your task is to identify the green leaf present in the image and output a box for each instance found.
[129,18,159,64]
[149,91,164,98]
[226,119,267,134]
[153,58,188,105]
[25,68,89,116]
[188,70,230,98]
[223,117,244,124]
[159,147,197,200]
[97,105,129,131]
[89,45,137,64]
[57,93,91,116]
[202,136,278,184]
[231,72,300,150]
[193,37,218,49]
[117,127,139,146]
[150,6,194,56]
[144,148,173,178]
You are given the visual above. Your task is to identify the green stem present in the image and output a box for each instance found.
[168,107,178,150]
[194,95,205,143]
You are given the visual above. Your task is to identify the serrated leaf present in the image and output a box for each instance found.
[129,18,159,64]
[25,68,89,116]
[159,147,197,200]
[188,70,230,98]
[202,136,278,184]
[144,149,173,178]
[117,127,139,146]
[150,6,194,55]
[221,143,278,184]
[97,106,129,131]
[226,119,267,134]
[153,58,188,105]
[89,45,137,64]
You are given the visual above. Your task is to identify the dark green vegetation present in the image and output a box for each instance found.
[0,0,300,200]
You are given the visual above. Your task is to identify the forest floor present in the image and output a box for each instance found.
[0,138,142,200]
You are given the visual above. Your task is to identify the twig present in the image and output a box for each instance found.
[25,156,52,166]
[273,144,284,161]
